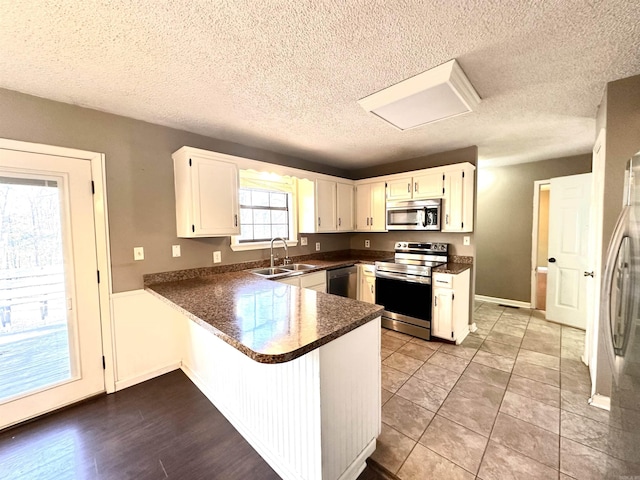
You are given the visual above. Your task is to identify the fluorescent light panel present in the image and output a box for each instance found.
[358,59,481,131]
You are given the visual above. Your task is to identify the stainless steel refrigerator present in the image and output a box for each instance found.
[600,151,640,476]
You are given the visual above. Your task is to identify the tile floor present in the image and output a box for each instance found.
[371,301,626,480]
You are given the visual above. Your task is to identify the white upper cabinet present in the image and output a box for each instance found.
[386,177,413,201]
[316,179,337,232]
[336,182,354,231]
[355,181,386,231]
[412,171,444,199]
[386,170,444,201]
[442,166,475,233]
[298,178,354,233]
[173,148,240,238]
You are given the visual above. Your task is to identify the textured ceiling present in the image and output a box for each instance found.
[1,1,639,169]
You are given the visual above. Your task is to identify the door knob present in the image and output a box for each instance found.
[584,271,594,277]
[548,258,556,263]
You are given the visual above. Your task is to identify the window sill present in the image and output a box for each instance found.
[230,239,299,252]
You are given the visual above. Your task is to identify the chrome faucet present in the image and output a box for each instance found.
[270,237,290,267]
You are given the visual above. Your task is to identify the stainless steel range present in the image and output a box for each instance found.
[375,241,448,340]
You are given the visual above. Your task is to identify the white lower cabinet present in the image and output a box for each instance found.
[277,270,326,292]
[431,269,470,344]
[357,264,376,304]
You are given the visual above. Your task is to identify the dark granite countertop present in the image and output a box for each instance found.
[432,263,472,275]
[146,270,383,364]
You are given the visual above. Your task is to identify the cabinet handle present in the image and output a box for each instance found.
[434,297,438,307]
[366,217,369,226]
[318,217,321,227]
[370,217,373,225]
[407,183,411,193]
[370,284,374,294]
[414,182,418,192]
[446,214,449,224]
[338,218,341,227]
[234,214,238,227]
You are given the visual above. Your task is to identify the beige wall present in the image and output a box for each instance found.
[0,88,351,292]
[476,155,592,302]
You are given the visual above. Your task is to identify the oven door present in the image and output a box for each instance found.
[375,271,433,325]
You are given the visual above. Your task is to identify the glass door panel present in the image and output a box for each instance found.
[0,176,75,403]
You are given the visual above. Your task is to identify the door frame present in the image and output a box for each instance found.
[0,138,115,395]
[531,179,551,309]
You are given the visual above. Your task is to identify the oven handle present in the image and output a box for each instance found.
[375,270,432,285]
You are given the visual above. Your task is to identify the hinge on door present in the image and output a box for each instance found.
[102,356,106,370]
[91,181,95,194]
[97,270,100,284]
[189,158,192,166]
[461,222,464,229]
[192,225,195,233]
[462,171,465,178]
[451,332,454,339]
[452,293,455,300]
[442,187,445,195]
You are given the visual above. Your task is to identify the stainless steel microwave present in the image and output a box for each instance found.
[386,199,441,231]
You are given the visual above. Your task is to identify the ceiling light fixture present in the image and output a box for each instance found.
[358,59,481,131]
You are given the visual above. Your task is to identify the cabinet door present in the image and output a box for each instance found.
[413,171,444,199]
[370,181,387,231]
[386,177,412,200]
[191,156,240,236]
[432,288,453,340]
[316,179,337,232]
[336,182,354,231]
[363,275,376,304]
[442,170,464,232]
[355,184,372,231]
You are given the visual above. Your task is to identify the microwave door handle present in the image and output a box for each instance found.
[600,205,631,369]
[423,207,428,227]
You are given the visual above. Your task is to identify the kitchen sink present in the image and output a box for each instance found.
[251,267,291,277]
[281,263,317,271]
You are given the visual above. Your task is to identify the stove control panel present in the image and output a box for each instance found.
[394,242,448,253]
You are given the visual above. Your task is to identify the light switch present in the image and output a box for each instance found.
[133,247,144,261]
[172,245,181,257]
[463,236,471,246]
[213,251,222,263]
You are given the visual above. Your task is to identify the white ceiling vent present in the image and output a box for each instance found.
[358,59,481,131]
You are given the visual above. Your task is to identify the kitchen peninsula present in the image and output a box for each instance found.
[146,268,383,480]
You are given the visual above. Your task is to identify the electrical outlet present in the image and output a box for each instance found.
[133,247,144,261]
[315,242,321,251]
[300,237,308,246]
[213,251,222,263]
[172,245,181,257]
[463,236,471,246]
[365,239,370,248]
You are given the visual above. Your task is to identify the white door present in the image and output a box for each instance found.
[355,183,372,231]
[0,149,104,429]
[546,173,592,328]
[370,181,386,231]
[432,288,453,340]
[316,179,336,232]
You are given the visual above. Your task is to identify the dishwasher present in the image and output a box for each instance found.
[326,265,357,299]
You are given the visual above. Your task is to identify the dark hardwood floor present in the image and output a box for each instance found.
[0,370,388,480]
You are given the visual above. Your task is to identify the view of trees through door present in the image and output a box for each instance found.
[0,177,70,402]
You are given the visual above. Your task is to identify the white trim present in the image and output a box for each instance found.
[337,439,376,480]
[114,363,181,392]
[588,393,610,411]
[0,138,115,394]
[475,294,531,309]
[230,239,298,252]
[531,179,551,309]
[110,289,147,299]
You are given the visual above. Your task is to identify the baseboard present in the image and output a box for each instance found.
[475,295,531,309]
[588,393,611,411]
[338,439,376,480]
[114,363,181,391]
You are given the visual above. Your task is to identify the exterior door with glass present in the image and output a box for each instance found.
[0,149,104,429]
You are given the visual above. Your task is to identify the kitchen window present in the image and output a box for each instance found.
[230,171,298,251]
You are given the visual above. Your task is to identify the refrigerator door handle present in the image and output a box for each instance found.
[600,205,632,363]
